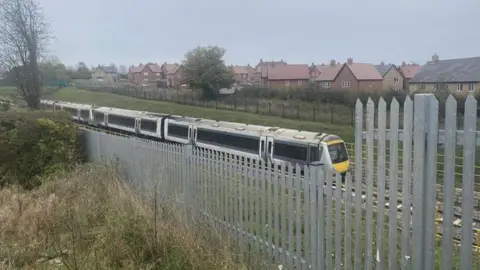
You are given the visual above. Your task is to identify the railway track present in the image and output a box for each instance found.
[76,123,480,250]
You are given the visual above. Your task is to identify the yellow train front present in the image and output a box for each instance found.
[321,135,350,181]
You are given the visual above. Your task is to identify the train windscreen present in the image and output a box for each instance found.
[328,142,348,164]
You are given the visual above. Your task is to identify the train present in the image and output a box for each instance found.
[40,99,351,178]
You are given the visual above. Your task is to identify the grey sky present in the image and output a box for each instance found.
[41,0,479,68]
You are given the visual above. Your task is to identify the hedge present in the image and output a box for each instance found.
[0,111,79,189]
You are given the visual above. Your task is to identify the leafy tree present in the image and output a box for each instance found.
[108,63,118,73]
[118,65,128,74]
[39,59,70,83]
[0,0,52,109]
[182,46,234,99]
[69,61,91,79]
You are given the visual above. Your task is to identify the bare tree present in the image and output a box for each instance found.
[0,0,52,108]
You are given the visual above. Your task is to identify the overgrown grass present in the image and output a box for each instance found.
[48,87,356,142]
[0,164,257,269]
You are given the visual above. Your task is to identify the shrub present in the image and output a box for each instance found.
[0,165,259,269]
[0,111,79,189]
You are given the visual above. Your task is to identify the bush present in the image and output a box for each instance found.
[0,111,79,189]
[0,165,259,269]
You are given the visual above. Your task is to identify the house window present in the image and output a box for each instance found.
[394,77,399,83]
[285,80,290,86]
[341,81,351,88]
[322,82,331,89]
[468,83,474,92]
[457,84,463,91]
[143,78,148,81]
[297,80,302,86]
[144,72,148,76]
[420,84,425,90]
[156,73,160,76]
[369,82,372,87]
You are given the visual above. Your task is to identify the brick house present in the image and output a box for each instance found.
[160,62,185,88]
[261,64,310,88]
[314,60,343,89]
[375,62,404,91]
[331,58,383,92]
[409,54,480,95]
[128,63,163,85]
[255,59,287,87]
[399,61,422,90]
[231,65,257,86]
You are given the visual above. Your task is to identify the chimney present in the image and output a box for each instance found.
[432,53,439,62]
[347,57,353,65]
[330,59,336,67]
[401,61,406,66]
[260,58,263,63]
[380,61,385,65]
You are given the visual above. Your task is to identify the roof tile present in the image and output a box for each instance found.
[347,63,383,80]
[267,64,310,80]
[315,64,343,81]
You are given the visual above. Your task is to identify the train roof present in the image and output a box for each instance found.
[58,102,93,110]
[93,107,142,117]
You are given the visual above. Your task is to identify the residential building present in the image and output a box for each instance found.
[231,65,252,86]
[128,63,163,85]
[255,59,287,87]
[314,60,343,89]
[160,62,185,88]
[91,66,119,83]
[331,58,383,92]
[375,62,404,91]
[261,64,310,88]
[409,54,480,95]
[399,62,422,90]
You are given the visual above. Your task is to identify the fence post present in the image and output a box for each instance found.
[411,94,438,270]
[183,144,194,223]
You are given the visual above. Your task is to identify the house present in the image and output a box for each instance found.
[160,62,185,88]
[399,62,422,90]
[91,66,119,83]
[231,65,257,86]
[375,62,404,91]
[261,64,310,88]
[330,58,383,92]
[255,59,287,87]
[314,60,343,89]
[128,63,163,85]
[409,54,480,95]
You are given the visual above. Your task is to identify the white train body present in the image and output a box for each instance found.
[40,99,350,175]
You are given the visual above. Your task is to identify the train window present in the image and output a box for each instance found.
[93,112,104,122]
[108,114,135,127]
[64,107,77,116]
[196,128,259,153]
[328,143,348,164]
[309,146,320,162]
[168,123,189,139]
[80,110,90,119]
[273,141,307,162]
[140,119,157,133]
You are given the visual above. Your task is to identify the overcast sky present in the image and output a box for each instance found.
[41,0,479,68]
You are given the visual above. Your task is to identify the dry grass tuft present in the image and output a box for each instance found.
[0,164,254,269]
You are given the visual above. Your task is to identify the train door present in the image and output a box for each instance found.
[187,125,197,144]
[259,136,274,162]
[134,118,141,133]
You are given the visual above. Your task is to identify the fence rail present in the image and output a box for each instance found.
[79,93,480,270]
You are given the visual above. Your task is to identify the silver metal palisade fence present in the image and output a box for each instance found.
[80,93,480,270]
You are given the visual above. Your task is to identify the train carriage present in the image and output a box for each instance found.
[39,99,350,177]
